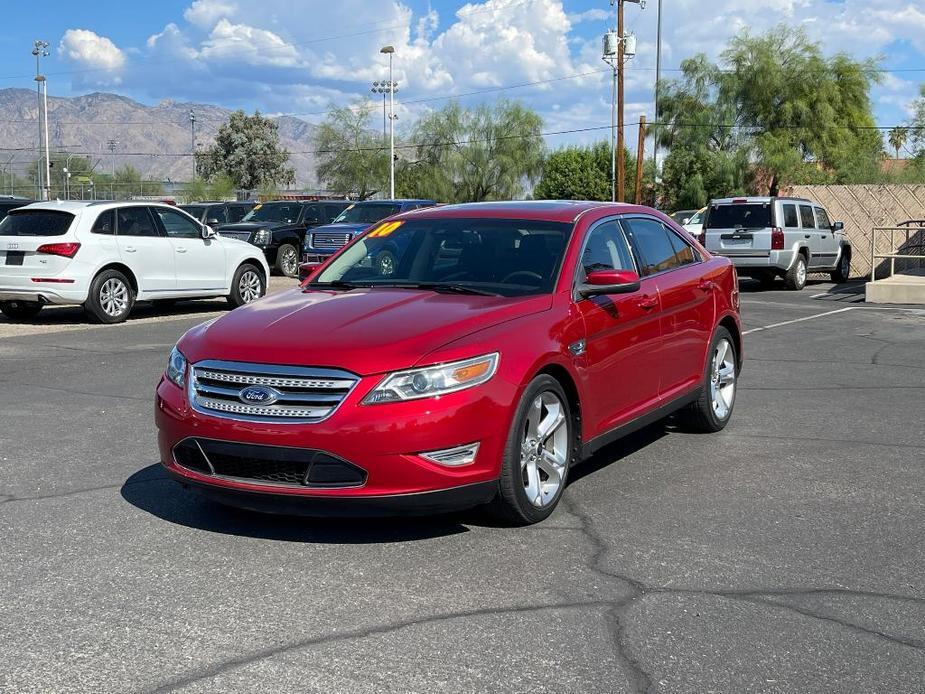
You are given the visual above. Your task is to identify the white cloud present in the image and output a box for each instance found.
[200,19,303,67]
[184,0,238,28]
[59,29,126,73]
[567,8,609,24]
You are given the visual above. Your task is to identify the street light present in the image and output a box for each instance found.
[380,45,396,200]
[32,40,50,201]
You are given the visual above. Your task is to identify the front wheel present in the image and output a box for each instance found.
[227,264,266,308]
[677,326,738,433]
[84,269,135,324]
[275,243,299,278]
[492,375,575,525]
[0,300,43,321]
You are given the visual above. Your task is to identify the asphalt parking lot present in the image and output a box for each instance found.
[1,277,923,693]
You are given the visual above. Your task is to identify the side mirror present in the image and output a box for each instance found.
[832,221,844,232]
[682,217,691,225]
[201,225,215,240]
[299,261,322,283]
[206,217,221,226]
[578,269,641,298]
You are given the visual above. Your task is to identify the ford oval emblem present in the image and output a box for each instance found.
[238,385,280,406]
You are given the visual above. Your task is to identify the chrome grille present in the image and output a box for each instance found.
[219,231,252,242]
[310,231,353,250]
[189,360,358,424]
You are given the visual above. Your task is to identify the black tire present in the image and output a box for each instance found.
[227,263,266,308]
[275,243,299,278]
[677,326,738,433]
[830,248,851,283]
[375,249,397,277]
[0,300,43,321]
[783,252,807,291]
[84,269,135,324]
[491,375,577,525]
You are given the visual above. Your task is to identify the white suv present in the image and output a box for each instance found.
[0,201,270,323]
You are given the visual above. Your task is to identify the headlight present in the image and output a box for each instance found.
[166,346,188,388]
[362,353,499,404]
[254,229,271,246]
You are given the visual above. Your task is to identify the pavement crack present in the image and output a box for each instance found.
[0,380,151,402]
[139,600,612,694]
[0,476,159,506]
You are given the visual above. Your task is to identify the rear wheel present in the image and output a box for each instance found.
[0,300,43,321]
[830,249,851,283]
[227,264,265,308]
[784,252,807,291]
[677,327,738,433]
[276,243,299,278]
[492,375,575,525]
[84,269,135,324]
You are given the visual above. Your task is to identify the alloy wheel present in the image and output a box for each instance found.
[378,253,396,276]
[239,271,262,303]
[521,391,569,508]
[100,278,128,317]
[797,258,807,287]
[281,247,298,276]
[710,338,736,420]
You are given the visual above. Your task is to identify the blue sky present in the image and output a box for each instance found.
[2,0,924,153]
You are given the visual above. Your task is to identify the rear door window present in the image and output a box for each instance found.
[0,210,74,236]
[666,229,698,266]
[91,210,115,235]
[799,205,816,229]
[623,218,680,276]
[205,206,227,224]
[815,208,831,229]
[116,207,161,237]
[782,204,799,228]
[226,205,250,223]
[706,203,772,230]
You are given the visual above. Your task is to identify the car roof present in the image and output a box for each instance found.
[15,200,180,213]
[397,200,639,223]
[351,199,434,205]
[711,196,812,205]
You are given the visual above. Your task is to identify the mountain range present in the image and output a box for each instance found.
[0,88,319,188]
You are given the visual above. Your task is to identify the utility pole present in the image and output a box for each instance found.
[380,45,397,200]
[615,0,641,202]
[653,0,662,186]
[635,115,646,204]
[107,140,118,199]
[189,109,197,178]
[32,40,50,201]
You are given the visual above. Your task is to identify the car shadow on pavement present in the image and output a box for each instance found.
[120,464,471,544]
[568,421,669,486]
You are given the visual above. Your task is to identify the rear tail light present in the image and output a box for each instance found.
[36,242,81,258]
[771,227,784,250]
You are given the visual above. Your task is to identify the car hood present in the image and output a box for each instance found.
[310,222,371,235]
[179,288,552,376]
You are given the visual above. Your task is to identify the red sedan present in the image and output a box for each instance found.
[156,201,742,524]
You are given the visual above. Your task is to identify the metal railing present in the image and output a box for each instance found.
[869,221,925,281]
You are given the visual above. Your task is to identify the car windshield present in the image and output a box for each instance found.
[242,203,301,224]
[707,203,772,229]
[0,209,75,236]
[687,209,704,225]
[332,203,403,225]
[311,218,573,298]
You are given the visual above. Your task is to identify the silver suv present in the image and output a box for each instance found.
[700,197,851,290]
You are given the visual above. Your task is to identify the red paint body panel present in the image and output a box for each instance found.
[156,201,742,507]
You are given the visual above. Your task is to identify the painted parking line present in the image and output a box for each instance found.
[744,305,925,335]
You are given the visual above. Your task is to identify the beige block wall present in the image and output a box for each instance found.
[782,184,925,278]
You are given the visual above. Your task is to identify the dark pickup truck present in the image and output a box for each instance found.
[216,199,351,277]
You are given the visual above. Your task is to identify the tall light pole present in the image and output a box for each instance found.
[32,40,50,201]
[107,139,118,199]
[380,45,396,200]
[371,82,388,143]
[189,109,197,178]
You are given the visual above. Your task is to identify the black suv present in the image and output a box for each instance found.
[180,201,255,227]
[0,197,32,223]
[216,200,351,277]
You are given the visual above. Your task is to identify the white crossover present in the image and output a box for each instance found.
[0,201,270,323]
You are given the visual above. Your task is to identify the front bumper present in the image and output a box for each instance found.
[155,370,514,513]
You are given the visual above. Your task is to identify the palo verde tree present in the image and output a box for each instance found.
[658,26,883,200]
[313,100,388,199]
[404,100,544,203]
[196,110,295,191]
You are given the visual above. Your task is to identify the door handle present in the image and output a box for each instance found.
[176,247,187,253]
[124,246,137,253]
[637,296,658,311]
[698,279,714,292]
[804,234,811,239]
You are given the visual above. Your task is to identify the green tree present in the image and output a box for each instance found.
[406,100,544,202]
[910,86,925,155]
[533,142,647,202]
[197,111,295,191]
[314,101,387,199]
[657,27,882,198]
[888,126,909,159]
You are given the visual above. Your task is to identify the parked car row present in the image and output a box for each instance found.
[0,201,269,323]
[156,200,743,524]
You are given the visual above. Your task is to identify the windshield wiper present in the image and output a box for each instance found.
[306,280,369,290]
[375,282,501,297]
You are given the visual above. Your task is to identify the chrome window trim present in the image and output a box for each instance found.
[619,214,705,280]
[188,359,359,425]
